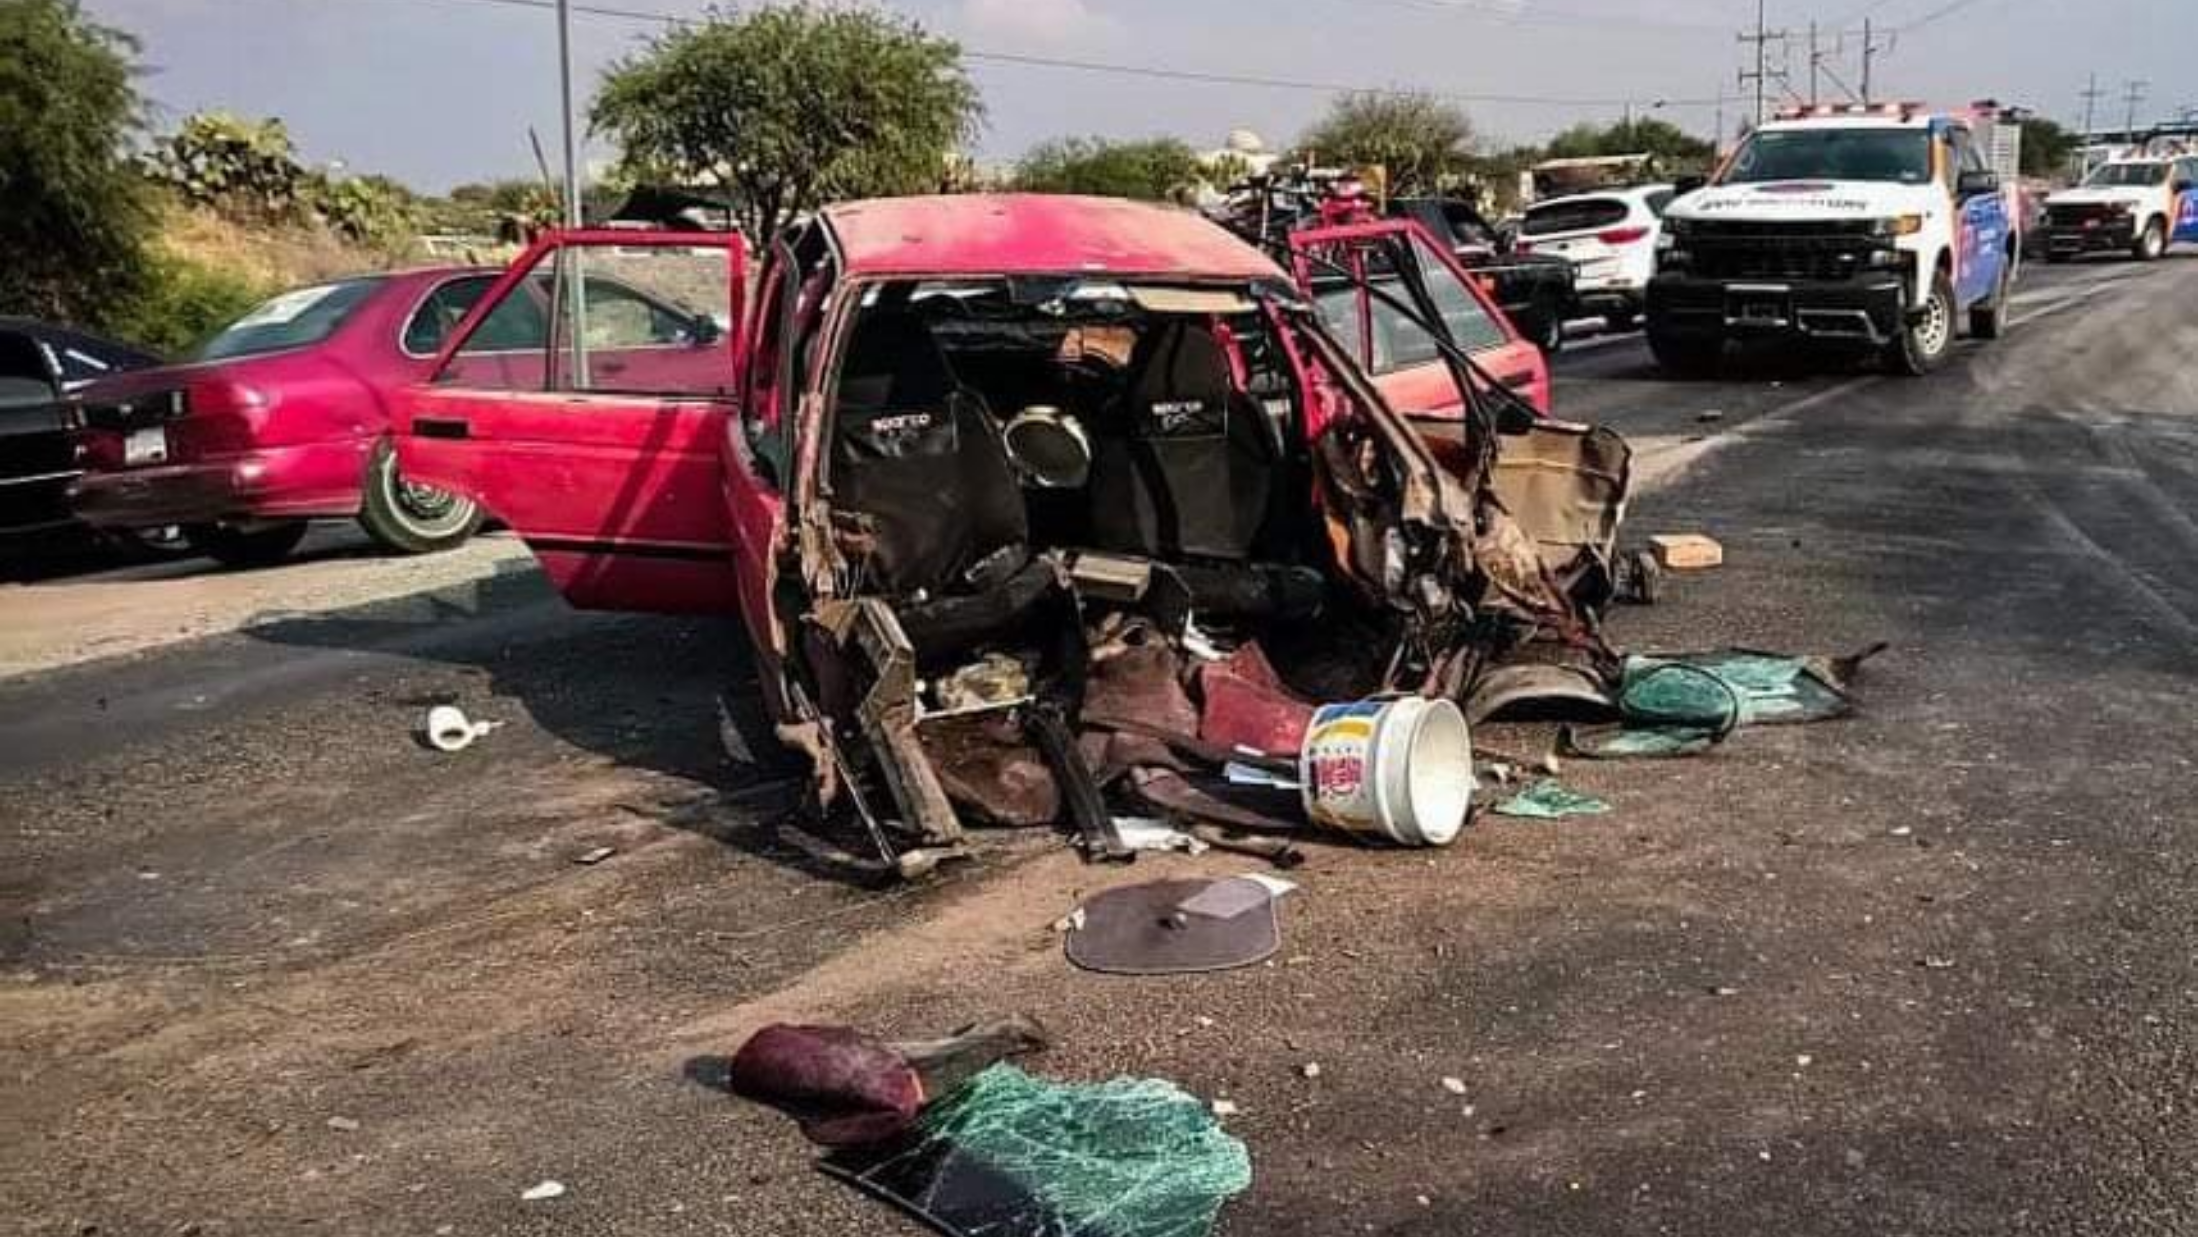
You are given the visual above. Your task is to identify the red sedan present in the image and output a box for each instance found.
[71,267,530,566]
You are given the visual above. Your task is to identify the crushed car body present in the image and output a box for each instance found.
[392,195,1631,875]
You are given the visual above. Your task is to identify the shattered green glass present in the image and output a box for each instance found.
[1624,652,1848,726]
[1493,780,1611,819]
[826,1063,1252,1237]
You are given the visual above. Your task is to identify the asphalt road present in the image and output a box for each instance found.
[4,254,2197,1236]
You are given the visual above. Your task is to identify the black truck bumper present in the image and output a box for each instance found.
[1646,273,1908,347]
[2046,221,2136,255]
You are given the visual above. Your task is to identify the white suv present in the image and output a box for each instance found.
[2043,156,2198,262]
[1517,184,1674,330]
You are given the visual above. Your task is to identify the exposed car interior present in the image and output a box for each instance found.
[821,278,1325,647]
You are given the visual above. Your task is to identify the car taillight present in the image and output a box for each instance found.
[1597,226,1652,245]
[186,380,269,418]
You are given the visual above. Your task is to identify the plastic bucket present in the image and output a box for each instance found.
[1297,696,1473,847]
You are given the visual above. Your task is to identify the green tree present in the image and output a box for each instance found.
[1298,92,1476,196]
[1014,137,1203,201]
[2020,116,2079,179]
[1542,117,1714,165]
[0,0,150,326]
[592,3,981,238]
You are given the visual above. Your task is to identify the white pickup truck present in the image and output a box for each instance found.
[2042,155,2198,262]
[1647,103,2022,377]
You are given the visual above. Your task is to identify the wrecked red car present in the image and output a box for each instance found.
[394,196,1626,876]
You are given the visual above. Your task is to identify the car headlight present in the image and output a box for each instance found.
[1871,214,1925,237]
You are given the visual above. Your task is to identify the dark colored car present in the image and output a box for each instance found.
[0,319,160,550]
[1387,197,1579,353]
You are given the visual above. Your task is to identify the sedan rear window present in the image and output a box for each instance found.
[197,277,385,361]
[1522,198,1629,237]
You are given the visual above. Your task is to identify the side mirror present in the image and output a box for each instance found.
[687,314,726,347]
[1673,175,1707,196]
[2175,180,2197,195]
[1957,170,2000,198]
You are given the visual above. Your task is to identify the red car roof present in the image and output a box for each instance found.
[821,194,1285,282]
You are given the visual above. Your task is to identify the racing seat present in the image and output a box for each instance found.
[1086,320,1279,561]
[830,310,1029,597]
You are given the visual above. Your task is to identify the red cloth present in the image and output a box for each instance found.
[728,1024,923,1146]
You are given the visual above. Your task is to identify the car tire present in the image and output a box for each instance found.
[1969,258,2011,341]
[1647,328,1722,377]
[186,521,309,569]
[2134,217,2168,261]
[357,436,483,555]
[1524,307,1564,354]
[1886,270,1956,376]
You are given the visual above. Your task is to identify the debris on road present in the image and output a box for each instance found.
[1649,533,1725,570]
[1440,1076,1469,1095]
[572,846,617,866]
[1064,878,1286,975]
[421,705,500,753]
[821,1064,1251,1237]
[727,1017,1048,1147]
[1301,697,1473,848]
[520,1181,566,1202]
[324,1116,360,1132]
[1493,780,1612,819]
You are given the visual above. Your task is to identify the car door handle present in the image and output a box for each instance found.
[416,417,470,440]
[1497,369,1536,390]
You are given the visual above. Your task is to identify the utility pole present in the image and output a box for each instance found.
[1859,17,1892,105]
[1736,0,1789,128]
[2078,72,2104,138]
[1807,20,1820,105]
[554,0,583,228]
[2122,79,2149,137]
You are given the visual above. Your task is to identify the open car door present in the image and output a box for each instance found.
[1287,218,1551,417]
[395,230,745,615]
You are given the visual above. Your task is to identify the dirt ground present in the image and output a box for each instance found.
[4,258,2197,1236]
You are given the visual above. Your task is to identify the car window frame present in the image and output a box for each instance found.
[398,272,502,359]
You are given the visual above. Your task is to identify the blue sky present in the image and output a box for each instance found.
[91,0,2194,190]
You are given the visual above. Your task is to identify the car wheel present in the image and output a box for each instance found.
[108,524,194,559]
[1524,308,1563,354]
[2134,218,2168,261]
[1968,258,2011,341]
[1647,328,1723,378]
[1886,270,1955,376]
[186,521,309,569]
[357,436,482,555]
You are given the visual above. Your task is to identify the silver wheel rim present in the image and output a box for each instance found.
[385,460,475,536]
[1915,290,1951,357]
[2144,224,2165,258]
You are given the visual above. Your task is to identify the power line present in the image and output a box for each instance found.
[2122,78,2149,133]
[1735,0,1789,128]
[358,0,1726,110]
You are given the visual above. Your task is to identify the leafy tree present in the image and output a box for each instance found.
[1542,117,1714,166]
[0,0,150,326]
[592,3,982,238]
[313,173,420,248]
[150,111,311,219]
[1014,137,1203,201]
[1298,92,1476,196]
[2020,116,2079,179]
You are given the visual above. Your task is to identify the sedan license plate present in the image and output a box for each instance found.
[123,426,169,466]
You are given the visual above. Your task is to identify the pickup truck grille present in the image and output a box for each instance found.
[2045,203,2123,228]
[1684,220,1886,282]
